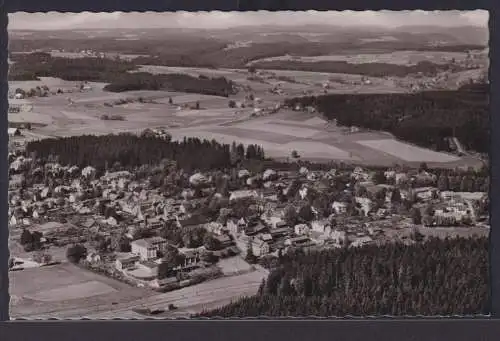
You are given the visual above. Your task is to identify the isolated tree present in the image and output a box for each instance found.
[33,251,52,264]
[422,215,434,227]
[437,175,450,191]
[372,170,386,185]
[168,97,173,104]
[228,100,236,108]
[157,260,174,279]
[203,234,222,251]
[118,236,131,252]
[391,188,402,204]
[201,252,219,264]
[410,227,425,242]
[97,238,112,253]
[66,244,87,263]
[291,150,300,159]
[424,204,435,217]
[248,65,257,74]
[245,240,258,264]
[298,204,315,223]
[419,162,429,172]
[284,205,298,226]
[411,207,422,225]
[20,228,33,245]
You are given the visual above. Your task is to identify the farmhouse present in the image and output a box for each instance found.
[179,249,200,268]
[294,223,310,236]
[115,254,140,271]
[252,239,270,256]
[8,98,32,113]
[285,236,315,248]
[229,189,261,202]
[8,128,21,137]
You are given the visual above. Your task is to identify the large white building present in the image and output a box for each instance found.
[131,237,168,261]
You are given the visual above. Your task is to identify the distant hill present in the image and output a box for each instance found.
[9,24,488,47]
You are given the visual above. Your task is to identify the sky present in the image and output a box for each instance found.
[8,10,489,31]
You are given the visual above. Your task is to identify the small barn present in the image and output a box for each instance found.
[8,128,21,137]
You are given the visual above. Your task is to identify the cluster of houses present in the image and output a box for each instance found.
[7,148,488,289]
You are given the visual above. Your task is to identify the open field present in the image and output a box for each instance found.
[9,263,154,318]
[8,65,479,168]
[357,139,460,163]
[12,266,268,319]
[25,281,117,302]
[217,256,253,276]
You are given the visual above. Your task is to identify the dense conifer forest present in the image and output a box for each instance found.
[251,60,466,77]
[285,83,489,154]
[25,134,264,174]
[199,236,489,317]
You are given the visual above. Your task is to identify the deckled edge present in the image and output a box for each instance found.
[9,314,492,321]
[0,0,10,322]
[2,5,494,321]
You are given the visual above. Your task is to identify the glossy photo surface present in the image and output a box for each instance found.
[4,9,491,320]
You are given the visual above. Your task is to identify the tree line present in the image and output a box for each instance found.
[198,236,489,317]
[284,83,489,154]
[251,60,467,78]
[25,134,265,175]
[8,53,236,97]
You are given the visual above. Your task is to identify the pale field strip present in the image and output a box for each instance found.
[247,51,473,66]
[233,121,321,138]
[60,110,99,121]
[207,126,298,144]
[25,281,117,302]
[175,108,236,118]
[8,112,53,125]
[217,256,253,275]
[357,139,460,163]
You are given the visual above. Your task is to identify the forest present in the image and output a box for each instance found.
[251,60,467,78]
[199,236,489,317]
[8,53,236,97]
[25,134,265,175]
[284,83,489,154]
[103,72,235,97]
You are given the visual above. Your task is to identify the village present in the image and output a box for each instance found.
[8,140,490,295]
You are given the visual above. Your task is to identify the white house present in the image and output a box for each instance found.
[115,254,140,271]
[294,223,310,236]
[298,186,308,200]
[311,220,331,234]
[206,222,227,236]
[332,201,348,215]
[227,217,247,234]
[350,236,374,248]
[355,197,373,216]
[330,230,347,246]
[252,239,270,256]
